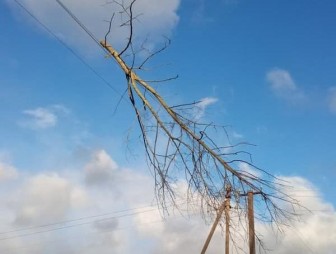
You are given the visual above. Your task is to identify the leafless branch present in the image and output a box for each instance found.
[115,0,137,56]
[143,75,179,83]
[104,13,115,45]
[99,0,303,252]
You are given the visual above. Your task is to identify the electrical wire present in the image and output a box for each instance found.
[0,203,243,253]
[0,206,158,241]
[12,0,121,96]
[55,0,105,51]
[0,203,162,236]
[0,199,194,240]
[0,197,205,241]
[7,3,336,253]
[0,210,209,253]
[289,227,318,254]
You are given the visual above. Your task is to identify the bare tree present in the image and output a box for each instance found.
[57,0,302,251]
[103,0,300,226]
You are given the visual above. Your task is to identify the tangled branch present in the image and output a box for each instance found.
[100,0,302,251]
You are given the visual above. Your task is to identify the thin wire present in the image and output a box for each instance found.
[0,211,204,253]
[0,199,194,240]
[0,203,164,236]
[13,0,121,96]
[55,0,104,51]
[0,207,158,241]
[54,0,133,112]
[290,227,317,254]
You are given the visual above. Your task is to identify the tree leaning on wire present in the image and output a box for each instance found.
[50,0,302,251]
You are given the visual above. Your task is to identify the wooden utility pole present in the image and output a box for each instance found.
[224,189,231,254]
[200,202,225,254]
[247,191,256,254]
[200,186,231,254]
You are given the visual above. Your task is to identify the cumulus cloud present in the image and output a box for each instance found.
[84,149,118,186]
[8,0,180,54]
[327,87,336,114]
[267,68,296,91]
[258,176,336,254]
[132,175,336,254]
[266,68,306,104]
[0,150,335,254]
[94,218,118,231]
[13,173,87,225]
[134,205,224,254]
[20,104,69,129]
[0,162,18,182]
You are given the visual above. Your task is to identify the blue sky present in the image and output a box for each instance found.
[1,0,336,253]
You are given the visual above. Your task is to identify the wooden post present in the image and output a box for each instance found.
[224,195,231,254]
[200,202,225,254]
[200,186,231,254]
[247,191,256,254]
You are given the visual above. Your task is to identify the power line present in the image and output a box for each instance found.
[290,227,318,254]
[0,210,208,253]
[0,199,191,236]
[12,0,122,96]
[0,199,193,241]
[0,206,158,241]
[0,203,161,236]
[55,0,105,51]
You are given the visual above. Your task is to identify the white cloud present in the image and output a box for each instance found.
[0,162,18,182]
[22,107,57,129]
[21,104,69,129]
[267,68,297,91]
[8,0,180,54]
[266,68,306,104]
[193,97,218,119]
[13,173,87,225]
[275,176,333,215]
[259,176,336,254]
[327,87,336,114]
[0,151,335,254]
[237,161,262,178]
[198,97,218,109]
[84,149,118,186]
